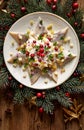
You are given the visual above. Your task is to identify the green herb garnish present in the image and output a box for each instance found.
[20,48,26,54]
[24,63,28,68]
[24,33,29,38]
[57,52,64,59]
[44,46,49,52]
[28,57,34,62]
[35,45,40,51]
[30,74,33,78]
[60,36,64,40]
[38,34,43,40]
[48,54,53,60]
[53,42,57,46]
[13,59,18,63]
[42,68,48,73]
[68,53,72,57]
[40,20,43,25]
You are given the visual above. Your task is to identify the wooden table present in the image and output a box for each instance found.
[0,0,84,130]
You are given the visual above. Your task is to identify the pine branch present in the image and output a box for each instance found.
[36,98,54,113]
[63,0,74,15]
[42,99,54,113]
[55,91,72,108]
[21,87,35,99]
[45,89,72,108]
[53,0,63,17]
[0,67,9,88]
[7,0,22,18]
[13,88,24,104]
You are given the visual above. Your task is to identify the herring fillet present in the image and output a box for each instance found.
[27,66,41,85]
[10,32,28,45]
[32,17,47,35]
[52,27,68,42]
[7,53,26,63]
[48,70,58,83]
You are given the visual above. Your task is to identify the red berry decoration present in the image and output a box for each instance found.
[10,13,15,18]
[56,86,60,91]
[19,84,23,88]
[41,53,45,57]
[21,6,26,12]
[53,0,58,4]
[39,48,44,53]
[72,9,76,15]
[52,5,56,11]
[8,76,12,80]
[65,92,70,97]
[80,33,84,40]
[30,53,35,58]
[72,2,79,9]
[39,107,44,113]
[46,0,52,5]
[67,13,71,18]
[36,92,42,98]
[74,22,78,27]
[26,51,29,56]
[40,44,43,48]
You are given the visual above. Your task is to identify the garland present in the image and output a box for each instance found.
[0,0,84,114]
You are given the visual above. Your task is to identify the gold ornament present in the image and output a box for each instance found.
[63,99,84,123]
[63,99,84,130]
[28,96,37,109]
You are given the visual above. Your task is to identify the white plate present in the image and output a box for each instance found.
[3,12,80,90]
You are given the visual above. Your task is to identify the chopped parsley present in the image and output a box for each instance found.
[35,45,40,51]
[44,46,49,52]
[68,53,72,57]
[57,52,64,59]
[13,59,18,63]
[38,34,43,40]
[40,20,43,25]
[20,48,26,54]
[53,42,57,46]
[24,33,29,38]
[30,74,33,78]
[48,54,53,60]
[60,36,64,40]
[28,57,34,62]
[24,63,28,68]
[42,68,48,73]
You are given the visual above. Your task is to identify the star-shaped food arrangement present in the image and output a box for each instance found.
[7,17,76,85]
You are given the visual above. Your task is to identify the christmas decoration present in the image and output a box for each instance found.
[72,9,76,15]
[46,0,52,5]
[36,92,42,98]
[10,13,16,18]
[21,6,26,12]
[63,99,84,129]
[74,22,78,27]
[80,33,84,40]
[39,107,44,113]
[53,0,58,4]
[67,13,71,18]
[52,4,56,10]
[65,92,70,97]
[0,0,84,115]
[72,2,79,9]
